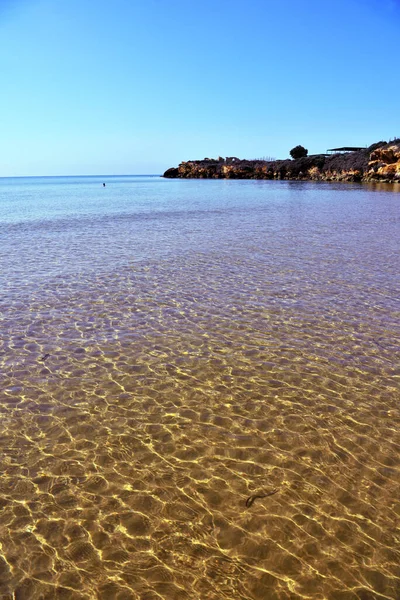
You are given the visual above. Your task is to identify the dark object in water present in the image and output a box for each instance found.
[245,489,278,508]
[103,182,106,187]
[40,353,50,361]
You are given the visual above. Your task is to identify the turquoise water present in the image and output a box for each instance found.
[0,176,399,599]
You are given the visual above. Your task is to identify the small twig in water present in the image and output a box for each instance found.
[245,489,278,508]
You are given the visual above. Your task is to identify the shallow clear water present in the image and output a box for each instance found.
[0,176,399,599]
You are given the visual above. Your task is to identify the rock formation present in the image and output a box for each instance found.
[163,140,400,183]
[366,143,400,181]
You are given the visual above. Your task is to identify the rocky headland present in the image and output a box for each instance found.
[163,140,400,183]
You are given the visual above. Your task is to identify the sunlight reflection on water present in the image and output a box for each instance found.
[0,177,399,599]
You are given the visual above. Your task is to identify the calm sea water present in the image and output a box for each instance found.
[0,175,399,599]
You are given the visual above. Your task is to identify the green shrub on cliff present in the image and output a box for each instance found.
[290,145,308,159]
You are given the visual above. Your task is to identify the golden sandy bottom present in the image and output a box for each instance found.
[1,259,399,600]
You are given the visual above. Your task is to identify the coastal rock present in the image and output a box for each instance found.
[163,140,400,184]
[163,167,179,178]
[366,143,400,181]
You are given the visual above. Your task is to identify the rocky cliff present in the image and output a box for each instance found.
[163,140,400,183]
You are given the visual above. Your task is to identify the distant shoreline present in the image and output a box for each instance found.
[163,140,400,184]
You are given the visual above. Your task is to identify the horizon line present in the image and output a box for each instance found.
[0,173,162,179]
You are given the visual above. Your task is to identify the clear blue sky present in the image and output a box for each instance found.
[0,0,399,175]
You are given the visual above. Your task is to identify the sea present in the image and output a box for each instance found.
[0,174,399,600]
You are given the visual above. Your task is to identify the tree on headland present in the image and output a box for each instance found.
[290,145,308,159]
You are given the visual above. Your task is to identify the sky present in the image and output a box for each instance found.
[0,0,399,176]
